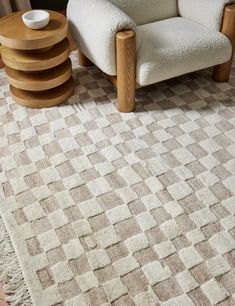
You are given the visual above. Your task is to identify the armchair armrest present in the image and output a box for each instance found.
[67,0,138,75]
[178,0,235,31]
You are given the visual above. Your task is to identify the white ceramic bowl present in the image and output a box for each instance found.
[22,10,50,30]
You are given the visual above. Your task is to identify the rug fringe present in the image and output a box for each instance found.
[0,216,32,306]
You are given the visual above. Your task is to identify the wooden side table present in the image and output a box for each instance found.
[0,10,74,108]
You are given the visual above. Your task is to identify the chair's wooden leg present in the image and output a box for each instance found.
[116,30,136,112]
[77,49,94,67]
[0,45,4,69]
[0,55,4,69]
[213,4,235,82]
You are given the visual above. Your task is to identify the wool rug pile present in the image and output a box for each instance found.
[0,53,235,306]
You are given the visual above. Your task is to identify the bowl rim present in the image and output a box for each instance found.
[22,10,49,22]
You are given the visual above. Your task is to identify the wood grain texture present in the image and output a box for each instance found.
[116,30,136,113]
[0,50,4,69]
[0,11,68,50]
[78,49,94,67]
[5,58,72,91]
[104,74,141,89]
[213,4,235,82]
[0,59,4,69]
[0,38,70,71]
[0,10,74,108]
[10,77,74,108]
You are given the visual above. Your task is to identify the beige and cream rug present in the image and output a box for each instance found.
[0,53,235,306]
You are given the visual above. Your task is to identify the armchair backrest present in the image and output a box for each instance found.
[178,0,235,31]
[109,0,178,25]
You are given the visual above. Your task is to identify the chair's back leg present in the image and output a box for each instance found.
[116,30,136,112]
[213,4,235,82]
[77,49,94,67]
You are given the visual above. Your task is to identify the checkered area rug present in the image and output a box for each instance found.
[0,53,235,306]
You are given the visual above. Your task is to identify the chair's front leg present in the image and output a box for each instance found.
[77,49,94,67]
[116,30,136,112]
[213,4,235,82]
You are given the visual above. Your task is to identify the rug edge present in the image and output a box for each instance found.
[0,215,32,306]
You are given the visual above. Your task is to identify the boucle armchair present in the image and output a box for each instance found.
[67,0,235,112]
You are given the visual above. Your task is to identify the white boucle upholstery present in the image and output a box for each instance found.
[67,0,138,75]
[67,0,233,88]
[109,0,178,25]
[136,17,232,86]
[178,0,235,31]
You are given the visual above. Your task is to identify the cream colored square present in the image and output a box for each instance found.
[209,231,235,254]
[86,249,111,270]
[24,202,45,221]
[154,241,176,259]
[164,201,184,218]
[118,167,142,186]
[145,177,164,193]
[103,278,127,302]
[178,246,203,269]
[113,255,139,276]
[87,177,111,196]
[201,279,229,304]
[94,226,121,248]
[125,233,150,254]
[118,187,138,203]
[190,208,217,227]
[79,199,103,218]
[101,145,121,161]
[135,288,159,306]
[186,229,206,245]
[38,230,61,252]
[52,262,73,283]
[206,255,231,277]
[137,212,157,231]
[72,220,92,237]
[167,181,192,201]
[48,209,68,229]
[143,261,171,285]
[107,204,132,224]
[63,239,84,260]
[176,271,198,293]
[76,272,99,292]
[160,219,181,240]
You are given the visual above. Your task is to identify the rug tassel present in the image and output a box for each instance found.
[0,216,32,306]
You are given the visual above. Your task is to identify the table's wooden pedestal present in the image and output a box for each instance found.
[0,11,74,108]
[1,39,73,108]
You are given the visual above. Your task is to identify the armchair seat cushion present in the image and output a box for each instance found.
[137,17,232,86]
